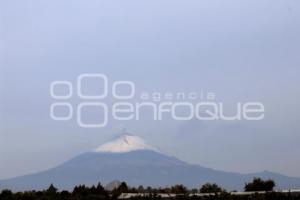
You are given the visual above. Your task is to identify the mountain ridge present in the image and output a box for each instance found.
[1,135,300,191]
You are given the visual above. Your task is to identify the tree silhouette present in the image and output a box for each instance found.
[0,189,13,200]
[138,185,144,193]
[118,182,128,193]
[171,184,188,194]
[245,177,275,191]
[46,184,57,194]
[111,182,129,199]
[200,183,224,193]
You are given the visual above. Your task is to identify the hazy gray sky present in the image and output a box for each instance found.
[1,0,300,179]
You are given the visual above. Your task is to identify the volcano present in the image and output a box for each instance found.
[1,134,300,191]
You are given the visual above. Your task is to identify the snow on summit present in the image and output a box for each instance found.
[93,134,158,153]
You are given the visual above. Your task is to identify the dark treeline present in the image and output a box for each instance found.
[0,178,300,200]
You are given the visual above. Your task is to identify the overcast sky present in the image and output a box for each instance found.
[1,0,300,179]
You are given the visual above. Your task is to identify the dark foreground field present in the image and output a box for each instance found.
[1,191,300,200]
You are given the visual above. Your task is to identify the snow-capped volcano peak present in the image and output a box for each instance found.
[93,134,158,153]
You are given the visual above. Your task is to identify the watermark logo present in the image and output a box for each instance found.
[50,74,265,128]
